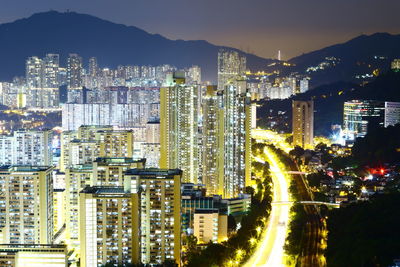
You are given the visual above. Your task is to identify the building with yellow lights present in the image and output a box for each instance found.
[124,168,182,266]
[79,186,138,267]
[292,100,314,148]
[60,125,134,171]
[0,244,67,267]
[160,72,199,184]
[193,209,227,243]
[0,166,54,244]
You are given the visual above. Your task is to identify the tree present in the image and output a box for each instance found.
[228,215,237,232]
[289,146,305,161]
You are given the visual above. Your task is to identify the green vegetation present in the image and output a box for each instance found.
[186,142,273,267]
[284,202,308,257]
[326,193,400,267]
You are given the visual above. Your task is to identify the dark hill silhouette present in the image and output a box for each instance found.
[286,33,400,87]
[0,11,275,82]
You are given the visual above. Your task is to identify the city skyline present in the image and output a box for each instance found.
[0,1,399,266]
[1,1,400,59]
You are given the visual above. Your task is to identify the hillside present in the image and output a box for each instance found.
[284,33,400,87]
[257,71,400,136]
[0,11,275,82]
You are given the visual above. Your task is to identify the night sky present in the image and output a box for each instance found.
[2,0,400,59]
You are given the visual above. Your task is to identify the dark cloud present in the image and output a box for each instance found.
[1,0,399,59]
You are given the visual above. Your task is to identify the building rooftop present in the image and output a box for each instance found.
[125,168,182,176]
[94,157,146,165]
[0,165,54,173]
[81,186,127,195]
[194,209,219,214]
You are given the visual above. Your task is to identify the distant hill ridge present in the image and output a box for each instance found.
[0,11,274,82]
[0,11,399,85]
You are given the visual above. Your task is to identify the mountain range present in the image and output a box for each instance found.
[0,11,274,82]
[286,33,400,87]
[0,11,399,85]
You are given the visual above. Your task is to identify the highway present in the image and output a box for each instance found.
[244,147,291,267]
[249,129,326,267]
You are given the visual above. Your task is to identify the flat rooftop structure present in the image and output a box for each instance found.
[81,186,128,195]
[94,157,146,164]
[125,168,182,177]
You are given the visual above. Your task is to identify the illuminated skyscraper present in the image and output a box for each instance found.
[67,54,83,90]
[60,126,134,171]
[92,157,145,186]
[124,169,182,266]
[88,57,98,77]
[215,50,251,198]
[185,65,201,85]
[343,100,384,140]
[0,130,53,166]
[384,101,400,127]
[217,49,246,91]
[0,166,54,244]
[292,100,314,148]
[65,165,92,246]
[26,55,60,108]
[79,186,138,267]
[202,86,220,195]
[218,80,252,198]
[67,54,83,103]
[26,56,43,90]
[160,72,199,183]
[299,77,309,93]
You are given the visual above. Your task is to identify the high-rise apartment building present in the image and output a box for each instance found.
[292,100,314,148]
[384,101,400,127]
[218,80,252,198]
[202,86,220,195]
[0,166,54,244]
[124,169,182,266]
[217,49,246,91]
[26,54,60,108]
[160,72,199,183]
[60,126,134,171]
[88,57,98,77]
[213,50,252,198]
[62,103,159,130]
[92,157,145,186]
[67,54,83,103]
[79,186,138,267]
[65,165,92,246]
[343,100,384,140]
[67,54,83,90]
[300,78,309,93]
[13,130,53,165]
[0,130,53,166]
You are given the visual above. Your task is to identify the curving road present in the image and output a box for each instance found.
[244,147,291,267]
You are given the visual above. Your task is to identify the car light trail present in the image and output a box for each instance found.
[245,146,291,267]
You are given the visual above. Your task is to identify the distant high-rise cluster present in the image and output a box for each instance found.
[247,74,309,100]
[343,100,400,140]
[26,54,60,108]
[0,49,259,266]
